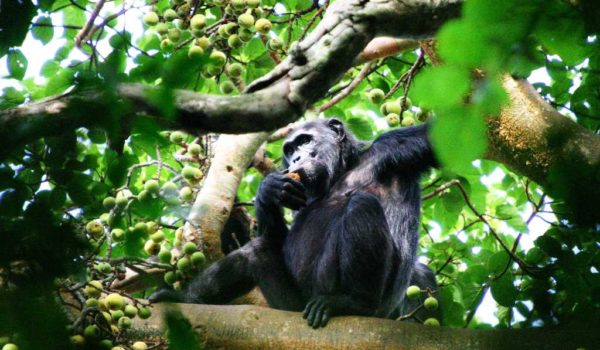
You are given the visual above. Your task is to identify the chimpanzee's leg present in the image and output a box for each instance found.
[304,192,395,328]
[151,237,304,310]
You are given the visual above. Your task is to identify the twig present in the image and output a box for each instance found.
[299,6,326,41]
[319,62,372,112]
[75,0,106,47]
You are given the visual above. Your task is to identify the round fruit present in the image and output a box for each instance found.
[150,230,165,243]
[86,221,104,238]
[131,222,147,236]
[187,143,202,157]
[230,0,244,9]
[146,221,159,234]
[227,34,243,49]
[397,95,412,108]
[160,38,174,51]
[137,190,151,202]
[417,110,431,122]
[423,318,440,326]
[111,347,125,350]
[70,335,85,346]
[385,113,400,127]
[204,65,221,77]
[220,80,236,94]
[83,325,100,340]
[143,11,159,26]
[144,240,160,255]
[102,196,116,210]
[132,342,147,350]
[115,194,129,208]
[255,18,272,35]
[424,296,438,310]
[179,186,194,201]
[164,271,177,285]
[177,256,192,271]
[188,45,204,59]
[183,242,197,255]
[85,298,99,308]
[238,28,254,42]
[190,14,207,30]
[99,340,113,350]
[111,228,125,242]
[158,248,173,263]
[144,180,160,193]
[381,101,401,115]
[246,0,260,8]
[226,63,244,78]
[84,280,103,298]
[163,9,178,22]
[156,22,169,35]
[191,251,206,265]
[99,213,111,224]
[124,304,138,318]
[102,311,111,322]
[238,13,255,28]
[96,262,112,274]
[161,181,178,196]
[367,89,385,104]
[196,37,210,50]
[105,293,125,310]
[209,50,227,66]
[111,309,124,321]
[267,37,283,51]
[98,298,108,311]
[401,115,416,127]
[2,345,18,350]
[168,28,181,42]
[138,306,152,319]
[176,227,184,240]
[118,316,132,329]
[406,285,421,299]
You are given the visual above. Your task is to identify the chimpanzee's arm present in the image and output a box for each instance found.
[255,172,306,242]
[369,124,438,176]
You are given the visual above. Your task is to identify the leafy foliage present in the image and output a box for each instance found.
[0,0,598,349]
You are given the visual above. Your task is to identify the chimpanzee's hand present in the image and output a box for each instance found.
[256,172,306,210]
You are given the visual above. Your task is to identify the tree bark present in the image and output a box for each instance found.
[487,76,600,224]
[134,304,599,350]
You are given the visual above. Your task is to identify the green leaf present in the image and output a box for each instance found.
[430,107,487,172]
[45,68,75,96]
[7,49,28,80]
[0,87,25,109]
[344,114,375,140]
[487,251,510,277]
[0,0,36,57]
[32,17,54,44]
[410,66,471,110]
[490,274,518,307]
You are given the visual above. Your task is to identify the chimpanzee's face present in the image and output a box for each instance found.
[282,119,346,195]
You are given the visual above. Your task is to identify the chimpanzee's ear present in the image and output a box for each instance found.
[327,118,346,141]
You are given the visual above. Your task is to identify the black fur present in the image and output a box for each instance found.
[150,119,439,327]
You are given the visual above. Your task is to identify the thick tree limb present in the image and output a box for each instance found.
[487,76,600,224]
[135,304,599,350]
[0,0,462,157]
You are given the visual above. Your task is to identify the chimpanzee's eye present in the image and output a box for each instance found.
[283,144,294,157]
[297,134,312,145]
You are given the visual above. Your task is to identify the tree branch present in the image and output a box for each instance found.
[135,304,599,350]
[0,0,463,158]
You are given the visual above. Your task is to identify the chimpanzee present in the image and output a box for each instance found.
[150,118,439,328]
